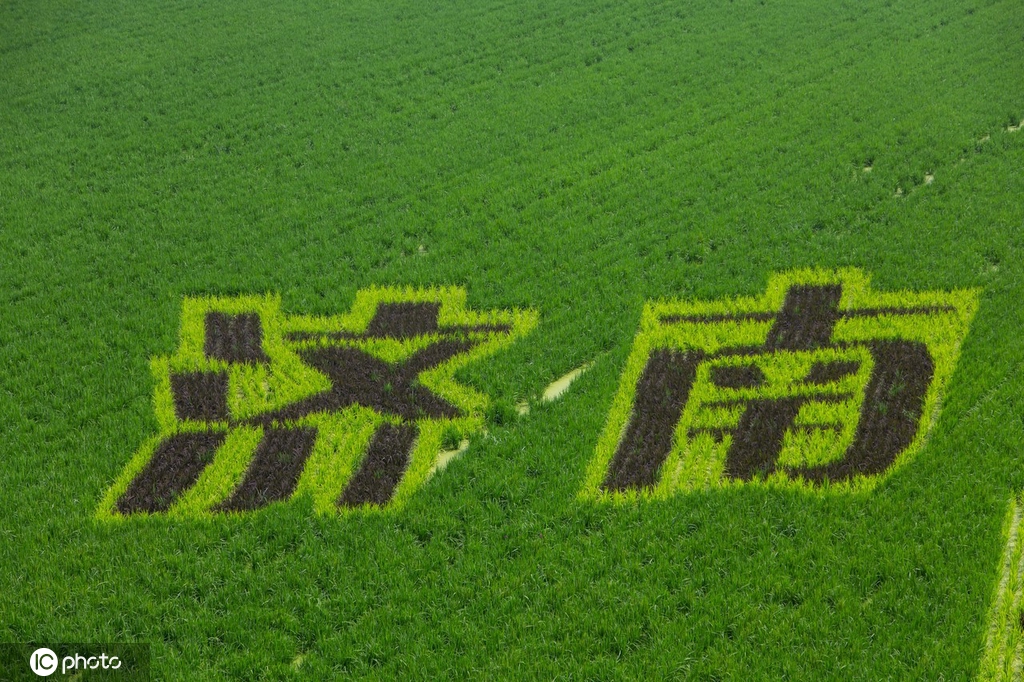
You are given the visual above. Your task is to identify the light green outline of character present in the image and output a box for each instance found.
[97,288,537,519]
[582,268,979,502]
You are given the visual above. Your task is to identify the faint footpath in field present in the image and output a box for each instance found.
[542,363,593,402]
[427,439,470,480]
[869,116,1023,202]
[431,361,594,480]
[515,362,595,416]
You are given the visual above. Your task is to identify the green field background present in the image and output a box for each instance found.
[2,0,1024,677]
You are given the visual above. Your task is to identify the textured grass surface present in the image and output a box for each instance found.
[2,0,1024,677]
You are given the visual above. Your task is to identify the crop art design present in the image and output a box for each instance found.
[583,269,978,498]
[98,289,536,518]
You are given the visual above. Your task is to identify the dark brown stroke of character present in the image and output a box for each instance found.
[602,285,938,492]
[118,303,509,513]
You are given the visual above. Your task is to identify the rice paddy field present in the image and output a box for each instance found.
[2,0,1024,678]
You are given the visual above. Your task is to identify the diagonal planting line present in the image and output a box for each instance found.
[979,494,1024,682]
[517,362,596,416]
[427,360,596,483]
[953,361,1024,437]
[541,362,594,403]
[427,439,470,479]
